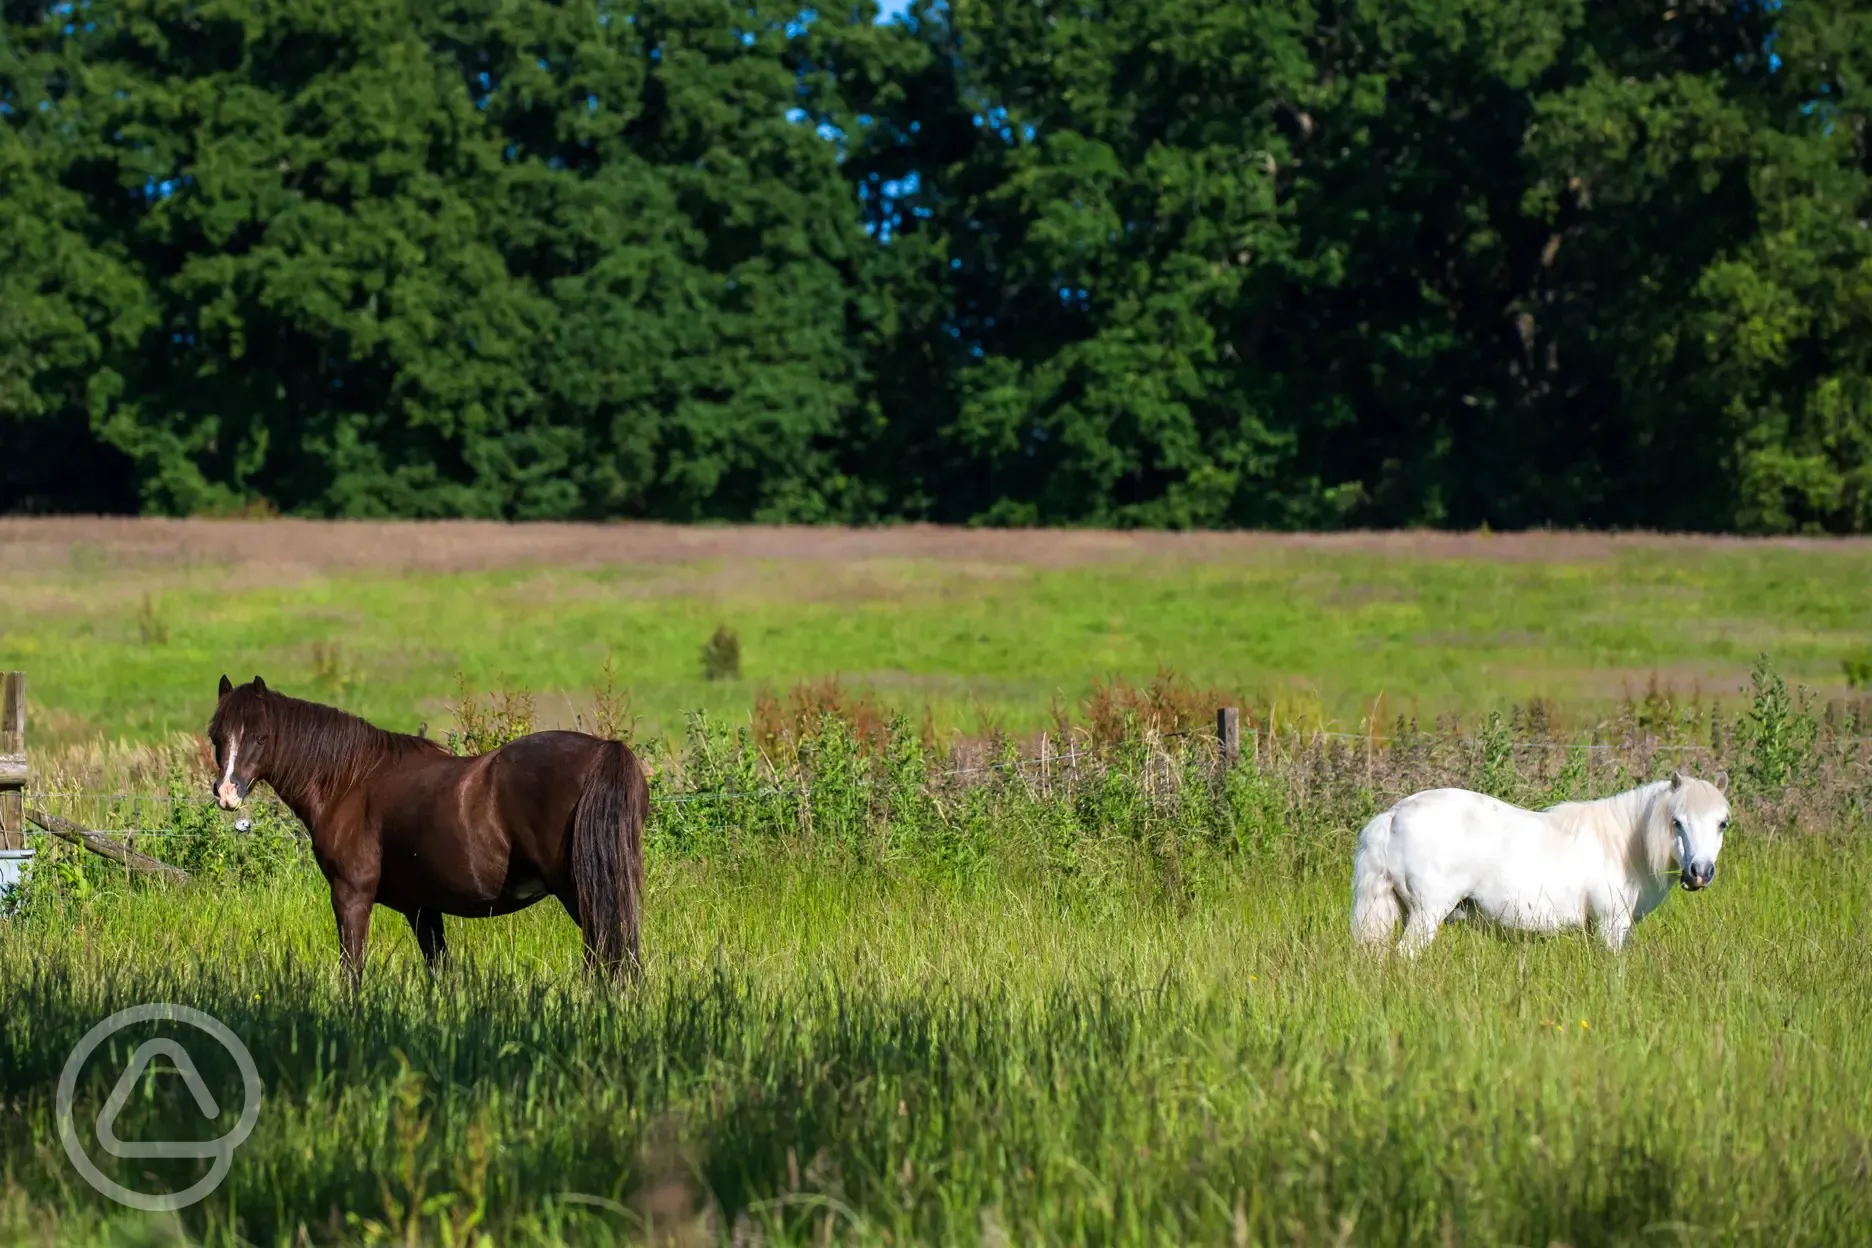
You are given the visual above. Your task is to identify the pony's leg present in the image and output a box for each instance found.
[405,907,448,972]
[553,890,596,972]
[329,879,375,985]
[1598,912,1633,953]
[1396,899,1456,959]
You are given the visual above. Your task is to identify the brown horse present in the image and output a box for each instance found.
[208,676,647,982]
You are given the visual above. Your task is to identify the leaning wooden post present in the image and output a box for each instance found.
[26,810,190,884]
[0,672,26,850]
[1216,706,1241,770]
[1,671,31,902]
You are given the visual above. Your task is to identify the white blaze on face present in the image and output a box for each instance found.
[216,734,243,810]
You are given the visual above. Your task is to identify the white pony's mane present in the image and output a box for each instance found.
[1541,780,1677,879]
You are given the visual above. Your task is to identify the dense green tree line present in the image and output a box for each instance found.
[3,0,1870,530]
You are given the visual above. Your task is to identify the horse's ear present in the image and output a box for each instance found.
[1714,770,1729,794]
[218,674,233,699]
[252,675,268,694]
[1671,769,1686,789]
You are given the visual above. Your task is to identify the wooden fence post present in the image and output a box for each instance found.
[1216,706,1241,769]
[0,672,26,851]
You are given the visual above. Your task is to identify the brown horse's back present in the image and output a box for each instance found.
[366,732,616,918]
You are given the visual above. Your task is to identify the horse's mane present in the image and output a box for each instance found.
[211,687,446,805]
[1542,781,1675,879]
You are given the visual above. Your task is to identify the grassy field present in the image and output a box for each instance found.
[4,832,1870,1245]
[3,520,1871,1245]
[3,520,1871,744]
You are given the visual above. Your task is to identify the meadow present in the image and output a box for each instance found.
[3,519,1872,744]
[2,520,1871,1246]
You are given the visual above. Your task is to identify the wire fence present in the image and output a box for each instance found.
[18,730,1161,826]
[19,721,1869,846]
[18,751,1069,835]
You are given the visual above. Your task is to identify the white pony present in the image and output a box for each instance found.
[1351,770,1729,956]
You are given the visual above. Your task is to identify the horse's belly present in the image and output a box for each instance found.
[1460,864,1594,931]
[378,872,551,918]
[1467,894,1587,931]
[374,830,553,915]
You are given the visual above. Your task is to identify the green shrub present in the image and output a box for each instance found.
[701,625,742,682]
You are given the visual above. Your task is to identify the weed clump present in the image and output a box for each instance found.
[1737,652,1819,797]
[752,677,887,764]
[446,674,536,756]
[580,654,638,743]
[134,594,168,646]
[701,625,741,682]
[1070,667,1244,750]
[310,640,353,700]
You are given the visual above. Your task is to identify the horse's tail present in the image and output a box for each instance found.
[1350,808,1402,946]
[570,740,648,979]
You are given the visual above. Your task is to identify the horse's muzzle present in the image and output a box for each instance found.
[215,779,247,811]
[1679,862,1716,891]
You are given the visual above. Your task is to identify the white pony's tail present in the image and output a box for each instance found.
[1350,808,1402,946]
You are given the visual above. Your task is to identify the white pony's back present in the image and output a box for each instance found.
[1350,774,1729,957]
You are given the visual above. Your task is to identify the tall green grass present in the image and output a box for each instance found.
[6,662,1872,1245]
[3,834,1868,1246]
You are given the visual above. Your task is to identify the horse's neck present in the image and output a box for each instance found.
[268,771,340,834]
[265,763,347,834]
[263,710,393,830]
[1553,782,1670,884]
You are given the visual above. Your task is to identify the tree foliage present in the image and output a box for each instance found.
[3,0,1870,531]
